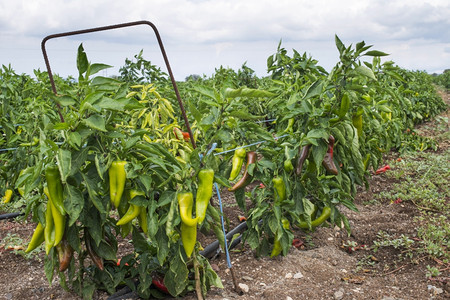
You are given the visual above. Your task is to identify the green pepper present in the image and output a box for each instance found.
[2,189,13,203]
[178,192,198,257]
[298,206,331,229]
[196,169,214,225]
[272,177,286,202]
[338,93,350,119]
[116,190,144,226]
[138,207,148,234]
[352,114,363,138]
[270,218,290,258]
[363,153,371,171]
[178,192,199,226]
[109,161,127,208]
[25,222,45,253]
[44,186,65,247]
[45,165,66,215]
[228,147,246,181]
[283,159,294,173]
[44,196,55,255]
[228,151,257,192]
[283,118,294,133]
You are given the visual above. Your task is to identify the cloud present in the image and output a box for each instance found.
[0,0,448,78]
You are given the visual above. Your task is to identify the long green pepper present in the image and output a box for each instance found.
[45,165,66,215]
[196,169,214,225]
[109,161,127,208]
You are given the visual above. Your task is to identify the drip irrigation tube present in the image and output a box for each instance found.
[0,212,24,220]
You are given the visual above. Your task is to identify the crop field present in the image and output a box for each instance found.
[1,36,449,299]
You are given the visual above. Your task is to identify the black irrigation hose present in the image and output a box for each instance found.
[0,212,24,220]
[107,221,251,300]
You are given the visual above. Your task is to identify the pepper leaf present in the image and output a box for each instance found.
[57,149,72,183]
[82,114,107,132]
[65,184,84,227]
[164,249,188,296]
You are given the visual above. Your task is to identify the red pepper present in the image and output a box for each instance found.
[322,135,338,175]
[228,151,257,192]
[152,274,169,294]
[375,165,391,174]
[173,127,190,142]
[292,238,304,249]
[296,144,311,176]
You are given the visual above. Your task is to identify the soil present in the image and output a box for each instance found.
[1,89,448,300]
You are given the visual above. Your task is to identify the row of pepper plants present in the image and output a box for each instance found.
[0,36,447,299]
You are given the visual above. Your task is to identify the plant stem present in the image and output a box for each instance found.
[194,257,204,300]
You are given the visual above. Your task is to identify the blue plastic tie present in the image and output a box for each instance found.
[214,182,232,268]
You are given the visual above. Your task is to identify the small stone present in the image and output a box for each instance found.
[285,272,293,279]
[242,276,254,281]
[5,293,13,300]
[260,282,266,286]
[210,263,220,272]
[328,237,334,241]
[334,289,344,300]
[286,297,293,300]
[294,272,304,279]
[239,283,249,293]
[427,285,443,295]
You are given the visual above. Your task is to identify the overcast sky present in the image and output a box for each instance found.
[1,0,449,80]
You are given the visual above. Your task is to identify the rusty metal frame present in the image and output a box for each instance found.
[41,20,196,148]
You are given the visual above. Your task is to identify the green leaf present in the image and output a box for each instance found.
[44,250,55,284]
[95,240,117,261]
[57,149,72,183]
[205,260,224,288]
[65,184,84,226]
[53,122,71,130]
[82,114,107,132]
[364,50,389,57]
[156,228,169,265]
[234,188,246,211]
[311,142,328,172]
[377,105,392,113]
[77,44,88,76]
[306,128,329,141]
[355,66,377,81]
[91,76,121,91]
[81,173,106,215]
[216,129,233,142]
[229,110,266,120]
[188,100,203,124]
[88,63,113,76]
[224,87,275,98]
[302,80,323,100]
[96,97,129,111]
[164,250,189,296]
[67,131,81,149]
[335,35,345,55]
[55,95,76,106]
[193,86,219,102]
[94,153,108,180]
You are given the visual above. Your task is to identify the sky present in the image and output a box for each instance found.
[1,0,449,81]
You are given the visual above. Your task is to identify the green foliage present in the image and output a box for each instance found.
[0,34,447,298]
